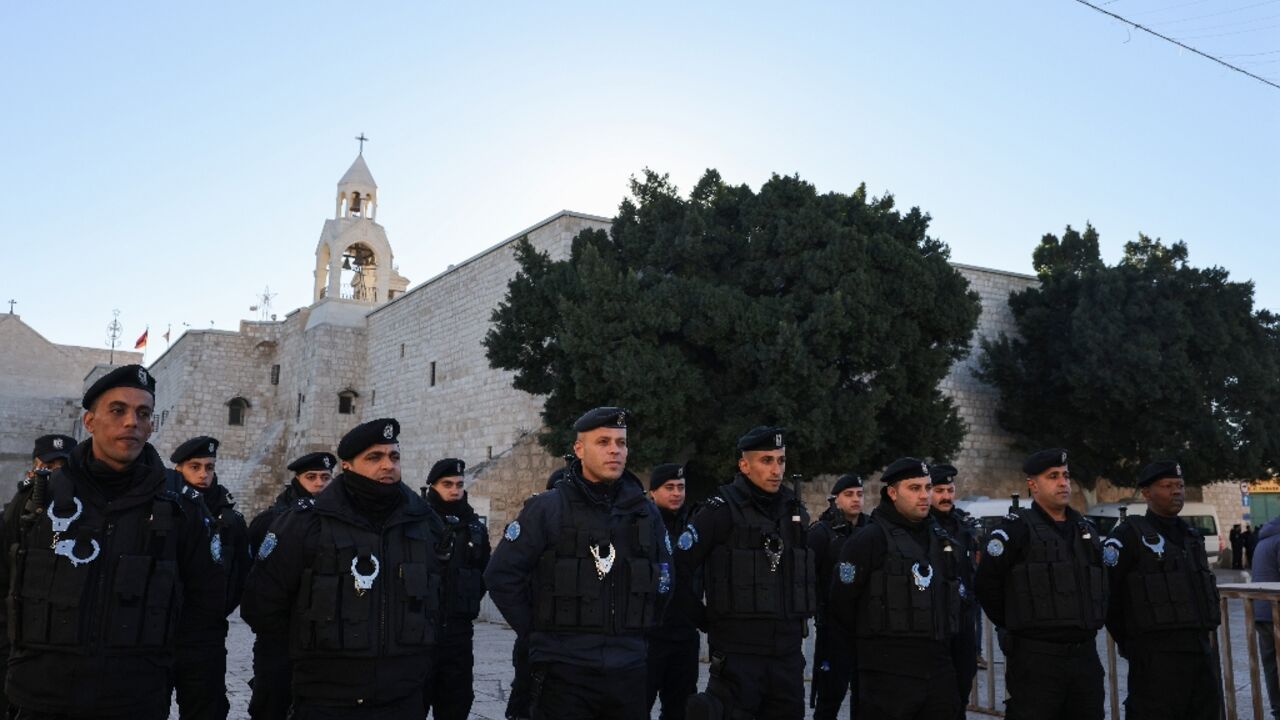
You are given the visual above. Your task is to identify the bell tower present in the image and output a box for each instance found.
[313,137,409,305]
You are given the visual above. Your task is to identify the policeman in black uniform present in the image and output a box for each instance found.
[974,449,1106,720]
[241,418,446,719]
[828,458,962,720]
[927,462,981,718]
[422,457,491,720]
[165,435,250,720]
[808,472,867,720]
[1104,460,1221,719]
[0,364,224,719]
[484,407,672,720]
[679,426,816,720]
[244,451,335,720]
[646,463,699,720]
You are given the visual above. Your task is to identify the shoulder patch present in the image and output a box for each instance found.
[504,521,521,542]
[986,538,1005,557]
[838,561,857,584]
[257,532,278,560]
[677,524,699,551]
[1102,544,1120,567]
[1004,512,1020,522]
[210,534,223,564]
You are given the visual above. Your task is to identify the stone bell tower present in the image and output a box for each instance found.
[312,140,409,306]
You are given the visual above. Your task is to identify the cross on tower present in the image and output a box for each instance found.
[355,133,369,154]
[6,299,14,314]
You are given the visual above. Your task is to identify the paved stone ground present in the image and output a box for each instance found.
[199,569,1269,719]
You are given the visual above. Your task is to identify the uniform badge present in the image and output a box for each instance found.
[210,534,223,563]
[322,456,331,469]
[382,423,394,439]
[664,531,673,555]
[838,561,857,584]
[921,462,929,475]
[774,433,783,447]
[504,521,521,542]
[677,526,697,551]
[1102,544,1120,567]
[208,441,216,453]
[986,538,1005,557]
[137,368,149,385]
[958,581,967,598]
[658,562,671,594]
[258,532,278,560]
[52,437,64,450]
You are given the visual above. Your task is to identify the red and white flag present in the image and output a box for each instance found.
[134,328,148,350]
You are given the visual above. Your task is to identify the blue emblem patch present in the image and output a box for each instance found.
[1102,545,1120,567]
[986,538,1005,557]
[210,534,223,563]
[959,581,967,598]
[678,525,698,551]
[658,562,671,594]
[504,521,521,542]
[258,532,277,560]
[838,561,857,584]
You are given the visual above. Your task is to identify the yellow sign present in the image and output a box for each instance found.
[1252,479,1280,494]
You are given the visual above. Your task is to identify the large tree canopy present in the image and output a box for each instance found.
[485,169,981,491]
[977,225,1280,489]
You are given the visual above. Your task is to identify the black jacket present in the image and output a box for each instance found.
[248,479,313,558]
[0,441,223,715]
[241,473,446,705]
[808,507,868,626]
[651,504,700,643]
[483,462,672,670]
[166,471,251,637]
[426,488,491,638]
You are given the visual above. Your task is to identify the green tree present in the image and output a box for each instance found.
[485,169,982,493]
[977,225,1280,489]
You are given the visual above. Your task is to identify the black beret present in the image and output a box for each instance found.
[83,364,155,410]
[337,418,400,461]
[929,463,958,485]
[428,458,466,485]
[1023,448,1068,476]
[546,467,567,490]
[32,434,76,462]
[649,463,685,490]
[170,436,219,464]
[572,407,630,432]
[1137,460,1182,488]
[287,452,336,474]
[830,473,864,495]
[737,426,785,452]
[880,457,930,485]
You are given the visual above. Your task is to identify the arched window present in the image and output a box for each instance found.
[227,397,250,426]
[338,389,359,415]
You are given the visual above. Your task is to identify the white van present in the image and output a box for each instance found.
[1085,500,1222,560]
[955,495,1026,537]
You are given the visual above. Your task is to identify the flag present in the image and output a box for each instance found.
[134,328,148,350]
[163,327,171,343]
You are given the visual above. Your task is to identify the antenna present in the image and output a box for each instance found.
[251,286,278,321]
[105,309,122,364]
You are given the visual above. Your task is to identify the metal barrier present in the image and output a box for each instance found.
[966,583,1280,719]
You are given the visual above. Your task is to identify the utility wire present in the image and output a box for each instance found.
[1073,0,1280,90]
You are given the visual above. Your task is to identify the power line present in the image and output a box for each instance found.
[1073,0,1280,91]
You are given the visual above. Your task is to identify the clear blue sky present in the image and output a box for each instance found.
[4,1,1277,360]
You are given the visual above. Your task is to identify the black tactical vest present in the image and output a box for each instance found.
[290,513,441,658]
[441,515,487,621]
[1004,509,1105,632]
[10,473,184,654]
[856,520,961,641]
[704,483,817,621]
[532,483,661,634]
[1122,516,1220,634]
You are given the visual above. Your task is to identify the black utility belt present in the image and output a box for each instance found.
[1010,635,1096,656]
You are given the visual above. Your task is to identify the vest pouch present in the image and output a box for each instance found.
[339,569,373,651]
[455,567,484,619]
[790,548,816,615]
[1165,570,1195,624]
[16,548,56,645]
[864,570,888,634]
[1050,562,1080,620]
[399,562,431,645]
[1203,570,1221,625]
[908,575,933,632]
[553,558,582,627]
[576,561,605,629]
[730,549,757,614]
[106,554,150,647]
[885,569,913,633]
[1026,564,1055,620]
[305,573,341,651]
[47,553,90,646]
[707,548,732,615]
[624,558,654,629]
[139,560,178,647]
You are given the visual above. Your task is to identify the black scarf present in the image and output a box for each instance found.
[341,471,405,524]
[289,477,313,498]
[84,446,149,500]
